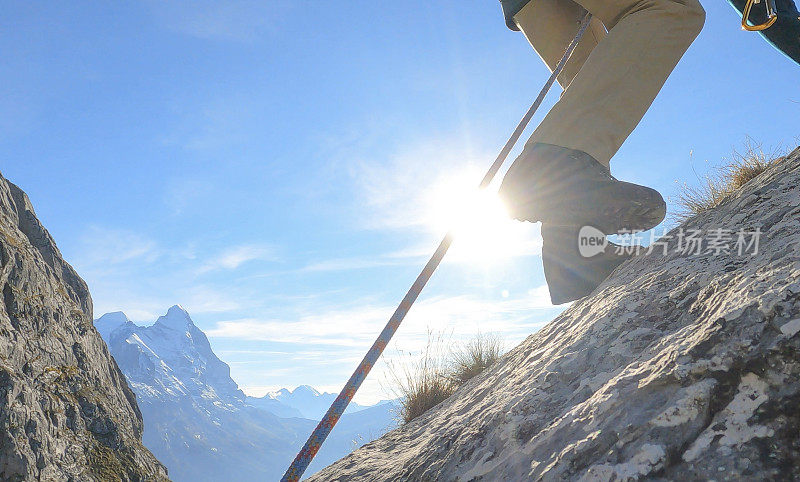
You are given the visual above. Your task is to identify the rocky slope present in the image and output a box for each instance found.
[311,147,800,481]
[0,173,167,480]
[97,306,397,481]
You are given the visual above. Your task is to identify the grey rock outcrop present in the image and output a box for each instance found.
[311,147,800,481]
[0,173,167,481]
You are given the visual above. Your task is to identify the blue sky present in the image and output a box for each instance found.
[1,1,798,404]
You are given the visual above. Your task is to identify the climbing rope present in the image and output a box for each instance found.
[281,12,593,481]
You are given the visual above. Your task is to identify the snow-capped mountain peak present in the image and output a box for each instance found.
[268,385,320,400]
[94,305,397,480]
[154,304,194,331]
[94,311,132,340]
[263,385,370,420]
[269,388,291,399]
[95,306,242,405]
[294,385,321,397]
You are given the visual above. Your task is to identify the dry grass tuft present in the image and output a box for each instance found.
[676,142,782,221]
[388,331,456,424]
[388,331,504,424]
[446,333,503,387]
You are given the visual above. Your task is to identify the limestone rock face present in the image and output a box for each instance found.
[0,173,168,481]
[311,147,800,481]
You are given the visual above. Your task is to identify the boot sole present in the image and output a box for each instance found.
[515,191,667,234]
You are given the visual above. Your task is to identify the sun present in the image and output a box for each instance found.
[423,170,534,265]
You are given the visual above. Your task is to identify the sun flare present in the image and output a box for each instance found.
[424,170,536,265]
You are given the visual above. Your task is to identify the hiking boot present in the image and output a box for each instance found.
[499,143,666,234]
[541,224,633,305]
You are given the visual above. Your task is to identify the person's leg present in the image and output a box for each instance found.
[540,224,632,304]
[512,0,607,90]
[501,0,702,303]
[525,0,706,167]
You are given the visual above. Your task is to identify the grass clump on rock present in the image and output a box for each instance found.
[446,333,503,387]
[390,332,503,424]
[676,142,782,220]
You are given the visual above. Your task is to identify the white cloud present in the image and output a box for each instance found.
[206,305,389,347]
[206,287,558,347]
[216,287,560,405]
[301,257,410,272]
[299,246,429,273]
[181,285,243,313]
[197,244,278,274]
[72,226,160,270]
[70,225,255,320]
[90,284,242,324]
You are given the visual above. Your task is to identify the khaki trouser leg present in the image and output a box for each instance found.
[513,0,705,167]
[513,0,607,90]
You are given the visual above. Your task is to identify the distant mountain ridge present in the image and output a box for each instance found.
[96,306,397,481]
[247,384,380,420]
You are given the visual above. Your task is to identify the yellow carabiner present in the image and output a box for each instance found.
[742,0,778,31]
